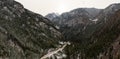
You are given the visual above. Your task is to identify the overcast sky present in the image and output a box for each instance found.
[15,0,120,16]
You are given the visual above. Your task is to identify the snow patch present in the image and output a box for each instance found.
[59,41,64,44]
[89,19,92,21]
[92,19,98,22]
[55,25,60,29]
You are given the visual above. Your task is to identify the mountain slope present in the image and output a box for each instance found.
[46,3,120,42]
[0,0,63,59]
[85,9,120,59]
[46,3,120,59]
[46,8,102,42]
[1,0,120,59]
[62,9,120,59]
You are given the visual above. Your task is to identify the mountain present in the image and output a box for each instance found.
[46,8,102,25]
[84,8,102,19]
[45,13,59,21]
[95,3,120,23]
[84,9,120,59]
[46,3,120,42]
[0,0,64,59]
[46,3,120,59]
[63,7,120,59]
[1,0,120,59]
[46,8,102,41]
[92,3,120,36]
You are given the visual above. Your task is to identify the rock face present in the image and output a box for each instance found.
[0,0,63,59]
